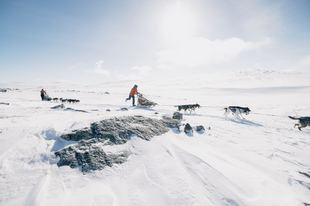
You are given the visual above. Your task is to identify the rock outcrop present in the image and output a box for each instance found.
[55,139,129,173]
[51,104,65,109]
[55,115,180,173]
[172,112,183,120]
[196,125,205,132]
[184,123,193,134]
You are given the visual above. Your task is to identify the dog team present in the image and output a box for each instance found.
[40,86,310,131]
[40,89,80,104]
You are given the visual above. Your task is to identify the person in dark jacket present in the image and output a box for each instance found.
[40,89,46,100]
[125,85,138,106]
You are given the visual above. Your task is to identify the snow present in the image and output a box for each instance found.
[0,69,310,206]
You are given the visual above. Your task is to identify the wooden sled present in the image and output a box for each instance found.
[137,93,157,108]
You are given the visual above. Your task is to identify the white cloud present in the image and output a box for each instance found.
[254,63,261,67]
[70,63,87,70]
[116,66,152,81]
[131,66,152,76]
[116,74,141,81]
[89,60,110,76]
[157,37,271,69]
[157,64,175,70]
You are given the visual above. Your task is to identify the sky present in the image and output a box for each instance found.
[0,0,310,85]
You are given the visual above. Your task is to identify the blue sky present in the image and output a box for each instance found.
[1,0,310,84]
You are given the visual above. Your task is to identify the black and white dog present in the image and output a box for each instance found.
[288,116,310,131]
[224,106,251,119]
[175,104,201,113]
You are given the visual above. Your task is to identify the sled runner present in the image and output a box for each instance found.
[137,93,157,107]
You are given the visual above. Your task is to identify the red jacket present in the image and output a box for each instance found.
[40,89,46,94]
[129,87,138,96]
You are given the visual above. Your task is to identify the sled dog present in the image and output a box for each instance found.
[176,104,201,113]
[288,116,310,131]
[224,106,251,119]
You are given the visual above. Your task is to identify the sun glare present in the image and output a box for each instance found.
[160,3,197,41]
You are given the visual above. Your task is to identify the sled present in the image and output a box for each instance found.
[43,93,52,101]
[137,93,157,107]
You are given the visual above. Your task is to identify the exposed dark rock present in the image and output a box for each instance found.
[61,127,93,141]
[106,109,111,112]
[0,88,19,92]
[73,109,88,113]
[0,102,9,105]
[161,116,180,131]
[89,116,178,143]
[299,171,310,179]
[55,139,129,173]
[51,104,65,109]
[172,112,183,120]
[184,123,193,134]
[63,107,88,113]
[121,108,128,111]
[51,104,88,113]
[196,125,205,132]
[55,115,180,173]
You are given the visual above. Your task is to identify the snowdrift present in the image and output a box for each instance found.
[0,70,310,206]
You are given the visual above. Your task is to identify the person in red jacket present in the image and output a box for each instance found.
[40,89,46,100]
[126,85,138,106]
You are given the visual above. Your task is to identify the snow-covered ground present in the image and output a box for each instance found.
[1,69,310,206]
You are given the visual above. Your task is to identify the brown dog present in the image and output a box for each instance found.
[289,116,310,131]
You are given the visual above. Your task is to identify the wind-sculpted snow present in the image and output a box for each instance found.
[1,79,310,206]
[55,116,180,173]
[55,139,130,173]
